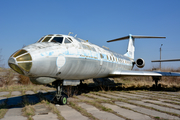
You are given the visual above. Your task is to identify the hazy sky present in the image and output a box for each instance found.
[1,0,180,69]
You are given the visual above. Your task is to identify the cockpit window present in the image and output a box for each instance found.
[51,37,63,43]
[37,37,44,43]
[42,37,51,42]
[64,38,71,43]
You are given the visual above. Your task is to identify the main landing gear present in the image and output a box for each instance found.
[152,76,161,89]
[53,80,67,105]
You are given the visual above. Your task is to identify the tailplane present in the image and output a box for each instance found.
[107,34,166,60]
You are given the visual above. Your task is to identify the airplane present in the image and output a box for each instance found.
[8,33,180,105]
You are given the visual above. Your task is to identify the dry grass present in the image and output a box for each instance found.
[0,108,8,119]
[0,103,8,119]
[43,100,65,120]
[0,69,16,87]
[112,67,180,90]
[19,75,32,85]
[0,84,55,93]
[22,105,35,120]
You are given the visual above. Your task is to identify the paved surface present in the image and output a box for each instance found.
[1,107,27,120]
[11,91,21,96]
[33,104,58,120]
[78,102,124,120]
[0,90,180,120]
[57,105,89,120]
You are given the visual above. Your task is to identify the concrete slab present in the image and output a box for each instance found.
[159,99,180,104]
[102,103,152,120]
[0,97,7,105]
[76,95,94,101]
[86,93,110,100]
[115,101,180,120]
[78,102,124,120]
[143,99,180,109]
[131,91,180,102]
[34,104,50,115]
[0,116,27,120]
[7,96,23,106]
[25,91,34,95]
[97,93,120,99]
[67,97,79,102]
[129,100,180,115]
[119,92,151,99]
[135,92,176,100]
[37,90,47,93]
[141,91,180,98]
[11,91,21,96]
[0,92,9,96]
[33,112,58,120]
[1,107,27,120]
[110,92,140,99]
[57,105,89,120]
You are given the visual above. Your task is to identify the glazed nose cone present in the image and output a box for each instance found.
[8,49,32,75]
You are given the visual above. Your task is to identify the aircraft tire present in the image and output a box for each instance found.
[60,95,67,105]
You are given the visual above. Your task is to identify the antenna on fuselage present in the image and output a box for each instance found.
[74,34,77,37]
[68,32,73,36]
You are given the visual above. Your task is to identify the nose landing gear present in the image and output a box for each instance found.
[53,80,67,105]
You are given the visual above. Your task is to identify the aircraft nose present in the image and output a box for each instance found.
[8,49,32,75]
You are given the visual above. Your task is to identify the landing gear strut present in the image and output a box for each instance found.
[53,80,67,105]
[152,76,161,89]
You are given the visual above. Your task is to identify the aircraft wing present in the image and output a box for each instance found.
[108,70,180,77]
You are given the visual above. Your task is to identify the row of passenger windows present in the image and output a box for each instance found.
[100,53,131,64]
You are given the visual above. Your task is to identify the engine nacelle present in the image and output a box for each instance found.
[135,58,145,68]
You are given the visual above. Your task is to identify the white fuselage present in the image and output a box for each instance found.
[8,34,133,84]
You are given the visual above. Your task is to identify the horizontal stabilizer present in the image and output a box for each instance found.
[107,35,166,42]
[152,59,180,62]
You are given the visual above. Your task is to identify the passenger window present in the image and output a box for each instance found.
[64,38,71,43]
[100,54,103,59]
[51,37,64,43]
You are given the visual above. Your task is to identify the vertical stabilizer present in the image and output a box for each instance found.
[124,34,135,59]
[107,34,166,60]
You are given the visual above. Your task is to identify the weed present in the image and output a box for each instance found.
[0,103,8,119]
[19,75,31,85]
[163,101,180,105]
[45,101,65,120]
[22,105,35,118]
[0,69,16,87]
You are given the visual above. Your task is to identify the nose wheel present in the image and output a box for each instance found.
[54,80,67,105]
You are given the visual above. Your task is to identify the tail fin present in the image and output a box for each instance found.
[107,34,166,60]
